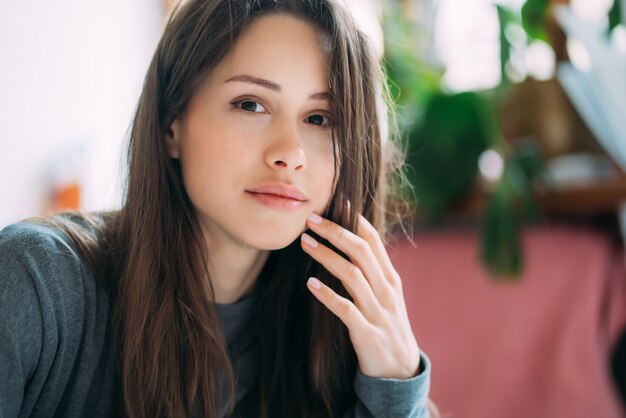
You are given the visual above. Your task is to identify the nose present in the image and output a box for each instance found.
[264,121,307,171]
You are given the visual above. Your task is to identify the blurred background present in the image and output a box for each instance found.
[1,0,625,417]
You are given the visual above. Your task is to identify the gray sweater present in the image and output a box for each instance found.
[0,222,431,417]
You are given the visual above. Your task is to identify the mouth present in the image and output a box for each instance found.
[245,191,307,212]
[245,182,309,202]
[246,191,303,201]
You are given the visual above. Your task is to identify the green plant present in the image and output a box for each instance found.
[404,92,497,221]
[608,0,623,33]
[384,0,623,279]
[383,0,548,279]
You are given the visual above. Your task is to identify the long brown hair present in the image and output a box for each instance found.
[42,0,416,416]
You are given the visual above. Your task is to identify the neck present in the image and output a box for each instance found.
[201,225,270,305]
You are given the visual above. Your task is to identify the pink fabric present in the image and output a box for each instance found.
[388,224,626,418]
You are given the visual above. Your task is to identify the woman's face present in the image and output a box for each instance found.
[167,14,336,250]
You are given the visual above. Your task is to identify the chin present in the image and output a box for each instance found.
[239,222,304,250]
[247,233,302,251]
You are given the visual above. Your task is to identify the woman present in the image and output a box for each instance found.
[0,0,433,416]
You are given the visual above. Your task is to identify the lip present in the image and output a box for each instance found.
[245,183,309,201]
[245,182,308,212]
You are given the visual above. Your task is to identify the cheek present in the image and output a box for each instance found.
[179,125,242,198]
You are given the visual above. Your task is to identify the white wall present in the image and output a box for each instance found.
[0,1,162,227]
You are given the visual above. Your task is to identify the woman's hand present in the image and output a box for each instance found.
[300,209,421,380]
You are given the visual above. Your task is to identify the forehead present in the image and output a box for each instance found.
[209,14,330,91]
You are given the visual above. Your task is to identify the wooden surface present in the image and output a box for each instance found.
[452,173,626,218]
[536,177,626,214]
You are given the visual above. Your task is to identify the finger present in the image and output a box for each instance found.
[300,233,381,319]
[337,200,403,293]
[306,213,394,303]
[306,276,369,332]
[355,213,403,291]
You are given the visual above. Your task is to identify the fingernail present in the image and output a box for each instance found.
[308,277,322,290]
[308,212,323,224]
[301,233,318,248]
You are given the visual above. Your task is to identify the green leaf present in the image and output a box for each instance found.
[521,0,551,42]
[609,0,623,33]
[480,178,523,279]
[404,92,496,220]
[478,136,547,279]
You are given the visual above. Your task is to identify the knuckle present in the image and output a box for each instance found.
[347,264,363,281]
[335,297,353,318]
[388,271,402,288]
[354,238,371,259]
[379,282,398,306]
[329,223,345,239]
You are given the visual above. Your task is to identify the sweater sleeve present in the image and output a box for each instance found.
[0,222,99,418]
[345,350,432,418]
[0,224,46,418]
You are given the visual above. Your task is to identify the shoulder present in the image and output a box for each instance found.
[0,218,102,317]
[0,220,91,294]
[0,219,110,347]
[1,220,79,259]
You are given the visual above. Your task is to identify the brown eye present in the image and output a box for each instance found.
[307,114,331,126]
[232,99,267,113]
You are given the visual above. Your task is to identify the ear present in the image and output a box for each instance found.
[165,118,182,159]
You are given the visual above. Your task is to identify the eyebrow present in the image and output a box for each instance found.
[224,74,329,101]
